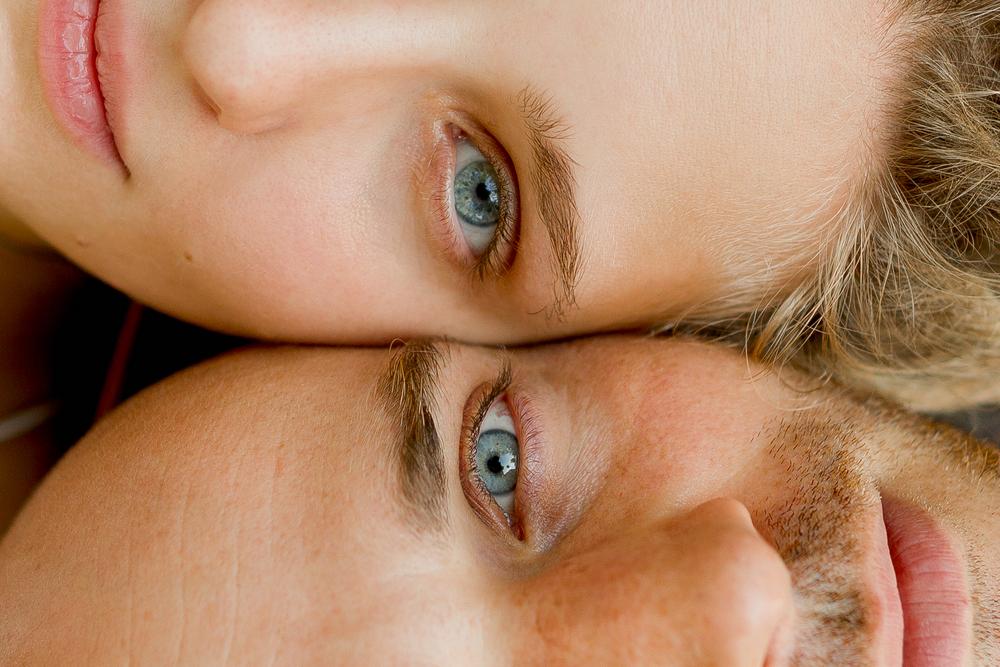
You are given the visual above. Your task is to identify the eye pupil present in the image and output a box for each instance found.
[455,160,501,228]
[486,455,503,474]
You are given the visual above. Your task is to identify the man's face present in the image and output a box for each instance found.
[1,0,887,342]
[2,337,997,665]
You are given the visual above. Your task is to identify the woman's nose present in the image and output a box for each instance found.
[518,498,796,666]
[180,0,478,134]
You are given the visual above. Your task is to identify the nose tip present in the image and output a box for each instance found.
[689,499,796,666]
[181,0,296,134]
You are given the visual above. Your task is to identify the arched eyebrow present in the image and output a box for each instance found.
[518,87,581,318]
[374,340,449,530]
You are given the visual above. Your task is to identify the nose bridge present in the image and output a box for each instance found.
[517,499,794,666]
[180,0,481,133]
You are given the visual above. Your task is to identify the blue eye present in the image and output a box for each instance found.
[455,161,501,228]
[453,139,505,256]
[477,430,518,493]
[474,398,519,515]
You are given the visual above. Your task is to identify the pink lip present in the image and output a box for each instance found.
[882,497,972,666]
[868,505,905,666]
[38,0,127,171]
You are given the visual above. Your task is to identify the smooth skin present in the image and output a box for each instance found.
[1,0,891,343]
[2,337,997,665]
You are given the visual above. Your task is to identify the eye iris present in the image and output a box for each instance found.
[475,429,518,495]
[455,161,501,227]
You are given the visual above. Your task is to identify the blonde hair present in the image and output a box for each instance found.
[674,1,1000,411]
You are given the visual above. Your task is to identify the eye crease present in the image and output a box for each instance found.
[474,396,520,517]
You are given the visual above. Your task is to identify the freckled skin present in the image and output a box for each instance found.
[1,337,997,664]
[0,337,1000,666]
[1,0,889,344]
[510,499,792,665]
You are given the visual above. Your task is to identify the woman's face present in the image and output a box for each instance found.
[2,0,887,342]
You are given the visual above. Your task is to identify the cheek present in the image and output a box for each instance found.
[593,346,782,514]
[134,147,434,339]
[508,544,689,663]
[506,504,778,664]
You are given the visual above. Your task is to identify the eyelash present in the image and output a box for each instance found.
[429,122,520,281]
[459,364,540,542]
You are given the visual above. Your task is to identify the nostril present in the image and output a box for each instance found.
[215,110,288,136]
[765,606,797,667]
[717,541,796,667]
[199,88,222,117]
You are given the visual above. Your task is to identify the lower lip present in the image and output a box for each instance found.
[882,497,971,667]
[38,0,125,170]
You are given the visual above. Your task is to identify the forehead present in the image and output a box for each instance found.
[0,345,472,660]
[534,0,885,314]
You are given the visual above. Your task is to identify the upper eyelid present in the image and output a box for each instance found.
[470,358,514,436]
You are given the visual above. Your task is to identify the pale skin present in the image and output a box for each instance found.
[0,0,891,343]
[2,337,997,665]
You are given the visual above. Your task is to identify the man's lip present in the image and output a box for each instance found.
[868,502,905,666]
[882,496,972,667]
[38,0,127,173]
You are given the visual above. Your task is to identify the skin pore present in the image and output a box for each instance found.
[1,337,997,665]
[0,0,892,343]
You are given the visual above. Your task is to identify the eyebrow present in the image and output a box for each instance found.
[374,340,449,531]
[517,87,582,319]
